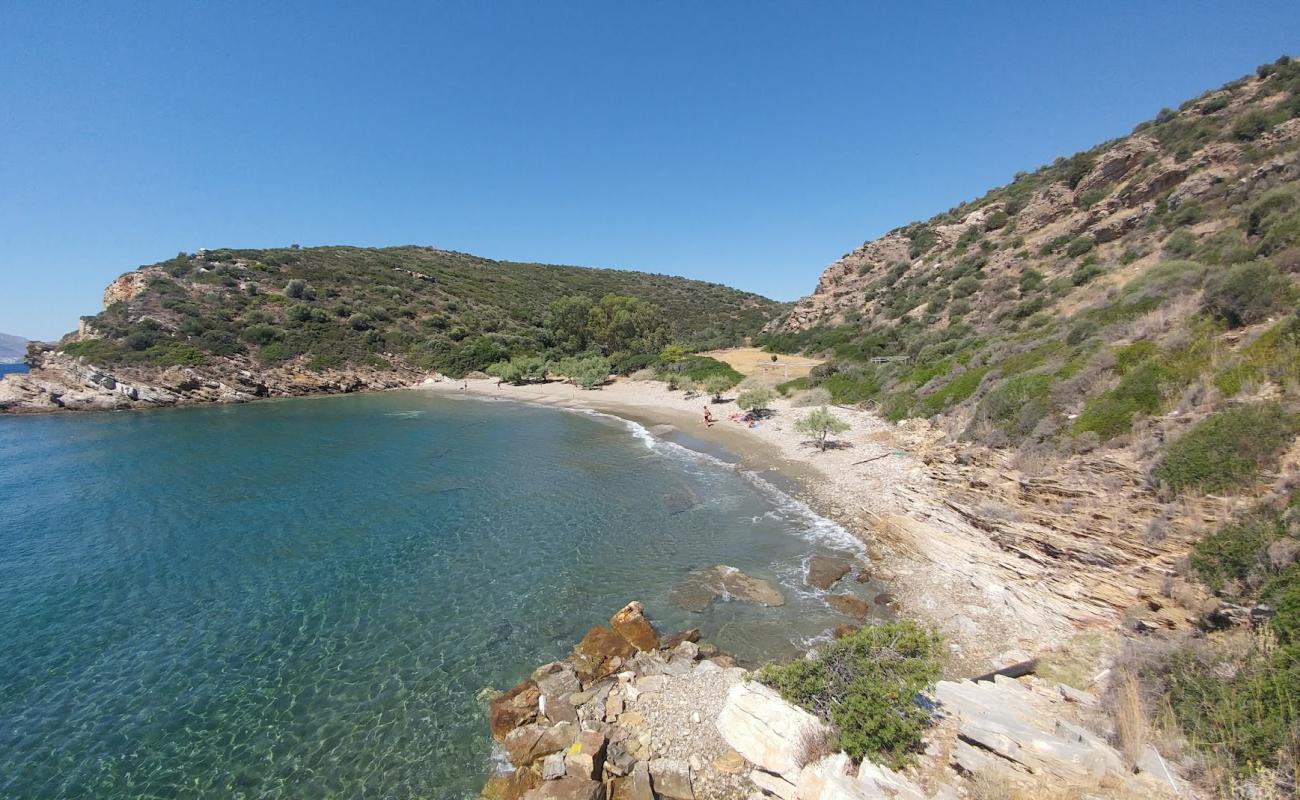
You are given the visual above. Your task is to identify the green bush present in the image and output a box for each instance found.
[983,209,1010,231]
[970,373,1054,443]
[1163,229,1197,258]
[1201,262,1296,328]
[736,386,775,412]
[756,622,943,769]
[660,356,742,386]
[1066,237,1095,258]
[1191,506,1293,596]
[1154,403,1299,494]
[794,406,850,450]
[776,377,808,396]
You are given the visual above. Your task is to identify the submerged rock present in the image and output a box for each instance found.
[670,565,785,612]
[827,594,870,619]
[805,556,852,590]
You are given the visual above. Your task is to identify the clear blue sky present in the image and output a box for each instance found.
[1,1,1296,341]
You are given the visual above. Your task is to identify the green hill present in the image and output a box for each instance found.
[64,245,785,376]
[763,56,1300,495]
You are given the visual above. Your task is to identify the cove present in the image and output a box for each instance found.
[0,391,879,798]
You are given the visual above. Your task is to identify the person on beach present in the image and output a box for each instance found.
[702,406,714,427]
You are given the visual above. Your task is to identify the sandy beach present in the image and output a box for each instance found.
[420,375,1098,674]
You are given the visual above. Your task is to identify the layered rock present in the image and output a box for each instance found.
[0,343,422,414]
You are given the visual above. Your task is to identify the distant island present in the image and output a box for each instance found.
[0,332,29,364]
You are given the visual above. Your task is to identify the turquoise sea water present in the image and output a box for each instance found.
[0,391,881,798]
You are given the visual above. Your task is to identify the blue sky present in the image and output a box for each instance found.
[1,2,1296,341]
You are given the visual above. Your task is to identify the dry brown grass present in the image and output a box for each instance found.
[701,347,825,381]
[793,724,832,769]
[970,768,1017,800]
[1113,668,1149,766]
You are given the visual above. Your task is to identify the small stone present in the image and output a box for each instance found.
[661,629,701,649]
[690,711,701,724]
[713,749,746,774]
[605,691,625,721]
[542,752,567,780]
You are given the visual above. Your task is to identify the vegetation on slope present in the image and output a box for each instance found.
[60,246,785,378]
[758,55,1300,497]
[757,621,943,769]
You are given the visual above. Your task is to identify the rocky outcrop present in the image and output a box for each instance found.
[610,602,660,652]
[483,601,755,800]
[714,681,827,781]
[931,676,1186,797]
[0,343,424,414]
[103,269,152,307]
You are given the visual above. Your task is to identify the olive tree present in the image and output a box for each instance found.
[704,375,734,403]
[795,406,850,451]
[736,387,775,413]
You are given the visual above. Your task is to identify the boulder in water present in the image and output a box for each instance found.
[827,595,871,619]
[670,565,785,612]
[805,556,851,590]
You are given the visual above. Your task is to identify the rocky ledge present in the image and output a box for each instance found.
[484,602,1190,800]
[0,343,422,413]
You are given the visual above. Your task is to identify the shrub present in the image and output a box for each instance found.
[983,209,1010,231]
[1154,403,1299,494]
[704,375,734,402]
[736,387,775,412]
[240,323,283,345]
[1077,188,1108,209]
[757,622,943,768]
[776,377,808,396]
[1071,261,1106,286]
[794,406,850,450]
[1201,262,1296,328]
[1163,229,1197,258]
[791,387,833,407]
[284,279,313,300]
[1231,109,1273,141]
[1191,505,1293,596]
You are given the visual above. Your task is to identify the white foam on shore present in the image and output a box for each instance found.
[572,407,867,556]
[436,391,868,556]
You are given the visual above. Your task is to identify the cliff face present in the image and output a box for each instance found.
[776,113,1298,334]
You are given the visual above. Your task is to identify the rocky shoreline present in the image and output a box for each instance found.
[485,602,1188,800]
[0,343,424,413]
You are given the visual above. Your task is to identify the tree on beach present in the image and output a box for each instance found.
[736,387,775,413]
[795,406,850,451]
[704,375,733,403]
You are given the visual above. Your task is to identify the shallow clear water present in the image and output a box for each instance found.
[0,390,880,798]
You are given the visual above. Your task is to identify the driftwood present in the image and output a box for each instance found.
[853,453,893,466]
[970,658,1039,684]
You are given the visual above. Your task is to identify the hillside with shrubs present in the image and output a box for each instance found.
[57,245,783,379]
[762,57,1300,795]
